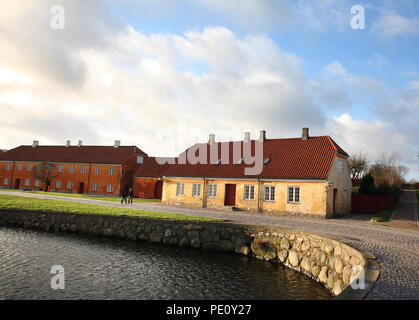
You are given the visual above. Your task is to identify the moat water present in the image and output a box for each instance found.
[0,227,331,300]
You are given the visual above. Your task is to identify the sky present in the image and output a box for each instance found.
[0,0,418,180]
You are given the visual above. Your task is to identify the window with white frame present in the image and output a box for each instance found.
[95,167,100,174]
[69,165,75,173]
[6,163,11,171]
[35,179,40,187]
[192,183,201,197]
[106,184,113,192]
[4,178,9,185]
[176,183,184,196]
[338,160,344,175]
[27,164,32,171]
[24,179,30,186]
[108,167,115,175]
[244,185,255,200]
[67,181,72,189]
[92,183,99,191]
[17,164,22,171]
[80,166,86,174]
[264,186,275,201]
[58,165,63,172]
[208,184,217,198]
[288,186,300,203]
[56,181,62,188]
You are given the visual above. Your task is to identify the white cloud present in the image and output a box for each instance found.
[371,13,419,38]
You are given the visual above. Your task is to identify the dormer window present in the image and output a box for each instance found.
[263,158,271,165]
[137,156,144,164]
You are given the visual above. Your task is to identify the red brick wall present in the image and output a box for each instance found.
[133,177,160,199]
[351,193,394,214]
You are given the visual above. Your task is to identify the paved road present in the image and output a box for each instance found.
[1,190,418,300]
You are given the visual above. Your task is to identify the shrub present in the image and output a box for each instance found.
[359,173,375,194]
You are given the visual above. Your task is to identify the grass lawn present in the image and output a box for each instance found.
[4,189,160,203]
[370,210,392,222]
[0,194,221,222]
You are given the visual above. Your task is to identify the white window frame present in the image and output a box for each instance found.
[192,183,201,197]
[244,185,255,200]
[4,178,9,185]
[108,167,115,175]
[208,184,217,198]
[17,164,22,171]
[106,184,113,192]
[92,183,99,191]
[94,167,100,174]
[6,163,11,171]
[80,166,86,174]
[288,186,300,203]
[176,183,185,196]
[56,181,62,188]
[35,179,40,187]
[24,178,30,186]
[69,165,75,173]
[264,185,275,202]
[27,164,32,171]
[58,165,64,172]
[67,181,72,189]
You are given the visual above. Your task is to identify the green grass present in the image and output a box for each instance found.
[0,194,221,222]
[370,210,392,222]
[6,189,160,203]
[352,186,359,192]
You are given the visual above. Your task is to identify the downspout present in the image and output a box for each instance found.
[257,178,262,213]
[86,163,92,194]
[202,178,207,208]
[10,161,15,189]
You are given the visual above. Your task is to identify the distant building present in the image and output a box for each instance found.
[0,140,147,196]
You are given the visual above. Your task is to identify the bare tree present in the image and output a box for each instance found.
[31,162,60,191]
[348,152,368,180]
[369,152,408,188]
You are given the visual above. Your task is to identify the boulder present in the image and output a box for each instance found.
[301,257,311,272]
[334,257,344,274]
[178,237,190,248]
[319,266,328,284]
[311,265,321,277]
[288,250,299,267]
[332,279,344,296]
[280,238,291,250]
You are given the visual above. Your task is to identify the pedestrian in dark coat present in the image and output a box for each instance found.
[128,188,134,204]
[121,188,128,204]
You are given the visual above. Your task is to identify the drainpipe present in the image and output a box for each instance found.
[257,178,262,213]
[86,163,92,194]
[10,161,15,189]
[202,178,207,208]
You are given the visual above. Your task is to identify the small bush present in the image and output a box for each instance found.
[359,173,375,194]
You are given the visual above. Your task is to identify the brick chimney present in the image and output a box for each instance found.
[32,140,39,147]
[302,128,309,141]
[114,140,121,148]
[208,134,215,146]
[244,132,251,143]
[259,130,266,142]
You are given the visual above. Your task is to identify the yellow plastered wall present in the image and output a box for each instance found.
[326,155,352,216]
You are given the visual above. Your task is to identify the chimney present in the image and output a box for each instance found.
[208,134,215,146]
[32,140,39,147]
[78,140,82,147]
[66,140,71,147]
[244,132,251,143]
[302,128,309,141]
[259,130,266,142]
[114,140,121,148]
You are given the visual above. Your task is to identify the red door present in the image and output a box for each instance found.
[154,180,163,199]
[224,184,236,206]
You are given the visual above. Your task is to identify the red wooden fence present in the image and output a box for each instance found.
[351,193,394,214]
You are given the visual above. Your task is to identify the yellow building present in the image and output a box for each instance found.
[162,129,352,218]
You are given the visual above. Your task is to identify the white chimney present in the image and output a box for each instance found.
[32,140,39,147]
[66,140,71,147]
[259,130,266,142]
[114,140,121,148]
[208,134,215,146]
[244,132,251,143]
[302,128,309,141]
[78,140,82,147]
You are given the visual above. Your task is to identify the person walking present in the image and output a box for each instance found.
[128,188,134,204]
[121,187,128,204]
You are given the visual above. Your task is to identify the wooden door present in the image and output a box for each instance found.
[155,180,163,199]
[224,184,236,206]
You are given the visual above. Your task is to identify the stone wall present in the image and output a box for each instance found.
[0,209,367,297]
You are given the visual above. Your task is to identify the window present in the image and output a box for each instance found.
[94,167,100,174]
[35,179,40,187]
[4,178,9,185]
[108,167,115,175]
[69,165,75,173]
[264,186,275,201]
[338,160,344,174]
[56,181,62,188]
[92,183,99,191]
[192,183,201,197]
[58,165,64,172]
[208,184,217,198]
[288,186,300,203]
[176,183,185,196]
[80,166,86,174]
[67,181,72,189]
[17,164,22,171]
[6,163,11,171]
[24,179,30,186]
[27,164,32,171]
[137,156,144,164]
[106,184,113,192]
[244,185,255,200]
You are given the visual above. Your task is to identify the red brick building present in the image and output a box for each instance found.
[132,157,173,199]
[0,140,147,196]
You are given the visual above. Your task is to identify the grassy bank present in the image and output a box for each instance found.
[0,194,220,222]
[370,210,392,222]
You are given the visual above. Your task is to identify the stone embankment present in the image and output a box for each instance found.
[0,209,378,298]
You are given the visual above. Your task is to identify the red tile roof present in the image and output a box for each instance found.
[133,157,174,178]
[0,145,147,164]
[162,136,348,180]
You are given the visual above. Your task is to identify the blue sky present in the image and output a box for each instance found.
[0,0,418,179]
